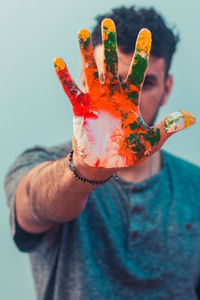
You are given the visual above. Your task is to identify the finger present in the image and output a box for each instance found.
[152,110,196,151]
[101,18,119,86]
[78,29,101,92]
[53,57,87,116]
[125,29,151,107]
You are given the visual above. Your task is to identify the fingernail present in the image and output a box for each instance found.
[78,29,90,42]
[53,57,65,71]
[180,110,196,128]
[136,29,152,58]
[102,18,115,33]
[164,111,196,133]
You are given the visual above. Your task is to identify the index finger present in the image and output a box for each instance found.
[53,57,86,116]
[78,29,101,92]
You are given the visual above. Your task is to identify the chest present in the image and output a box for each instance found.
[84,181,200,283]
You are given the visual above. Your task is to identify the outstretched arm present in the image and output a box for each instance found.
[15,18,196,234]
[54,18,195,168]
[15,150,115,234]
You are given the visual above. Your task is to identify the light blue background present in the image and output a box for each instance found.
[1,0,199,299]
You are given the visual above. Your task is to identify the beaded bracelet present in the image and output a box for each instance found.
[68,149,118,185]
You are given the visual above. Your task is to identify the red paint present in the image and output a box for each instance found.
[186,223,192,230]
[95,159,100,167]
[132,206,141,214]
[55,66,89,117]
[131,232,139,239]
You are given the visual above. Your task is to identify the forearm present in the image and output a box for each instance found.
[16,152,115,233]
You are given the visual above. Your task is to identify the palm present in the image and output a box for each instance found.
[54,18,195,168]
[72,78,159,168]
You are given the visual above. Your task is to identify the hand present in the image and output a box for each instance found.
[53,18,196,168]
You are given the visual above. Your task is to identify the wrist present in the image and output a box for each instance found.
[70,150,117,182]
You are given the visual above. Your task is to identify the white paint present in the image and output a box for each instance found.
[138,51,147,59]
[165,111,185,133]
[73,111,128,168]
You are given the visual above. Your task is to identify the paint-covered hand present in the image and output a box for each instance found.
[54,18,196,168]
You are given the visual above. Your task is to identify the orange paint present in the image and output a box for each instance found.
[180,110,196,128]
[134,29,152,57]
[53,18,195,168]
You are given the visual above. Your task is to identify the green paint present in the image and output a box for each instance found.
[103,30,118,76]
[93,71,98,79]
[106,32,116,45]
[127,91,139,105]
[141,128,160,147]
[79,37,90,50]
[125,127,160,161]
[164,115,178,132]
[131,145,141,153]
[128,54,148,87]
[125,133,145,160]
[129,117,147,131]
[137,116,148,129]
[129,121,140,130]
[126,133,134,142]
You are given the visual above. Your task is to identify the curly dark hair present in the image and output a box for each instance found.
[91,6,179,76]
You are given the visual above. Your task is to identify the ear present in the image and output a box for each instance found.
[160,74,173,106]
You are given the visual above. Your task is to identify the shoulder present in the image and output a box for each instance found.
[162,150,200,184]
[5,140,72,178]
[21,140,72,161]
[163,150,200,172]
[5,140,72,196]
[4,140,72,251]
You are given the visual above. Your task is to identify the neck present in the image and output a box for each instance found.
[117,151,162,184]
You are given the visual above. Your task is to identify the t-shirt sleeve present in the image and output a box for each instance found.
[4,145,62,253]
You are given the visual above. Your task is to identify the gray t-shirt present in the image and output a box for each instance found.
[4,142,200,300]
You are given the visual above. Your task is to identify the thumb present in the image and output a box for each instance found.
[152,110,196,150]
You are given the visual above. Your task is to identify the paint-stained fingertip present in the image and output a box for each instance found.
[53,57,66,71]
[78,29,90,41]
[101,18,115,32]
[138,28,152,38]
[180,111,196,128]
[136,28,152,57]
[164,111,196,133]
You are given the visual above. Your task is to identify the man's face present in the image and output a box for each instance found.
[87,45,173,126]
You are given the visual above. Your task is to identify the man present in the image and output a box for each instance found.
[5,6,200,300]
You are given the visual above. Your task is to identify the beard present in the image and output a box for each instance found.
[140,95,165,127]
